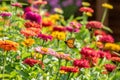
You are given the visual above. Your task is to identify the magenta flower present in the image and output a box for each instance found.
[53,26,66,32]
[66,26,80,33]
[97,50,111,59]
[25,11,42,24]
[0,12,12,17]
[86,21,103,29]
[73,59,90,68]
[11,2,22,8]
[37,33,53,41]
[99,35,114,43]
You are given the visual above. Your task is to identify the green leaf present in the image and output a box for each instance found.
[103,26,113,33]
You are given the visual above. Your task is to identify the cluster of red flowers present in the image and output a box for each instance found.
[73,59,90,68]
[60,66,79,73]
[94,30,107,36]
[23,58,44,68]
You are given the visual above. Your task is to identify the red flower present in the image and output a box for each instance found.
[60,66,79,73]
[42,20,53,26]
[99,35,114,43]
[73,59,90,68]
[79,7,94,13]
[86,21,103,29]
[94,30,107,36]
[80,47,99,58]
[23,58,44,68]
[97,50,111,59]
[53,26,66,32]
[104,64,116,72]
[111,57,120,62]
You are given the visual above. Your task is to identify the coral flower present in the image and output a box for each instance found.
[79,7,94,13]
[104,64,116,72]
[99,35,114,43]
[102,3,113,9]
[60,66,79,73]
[94,30,107,36]
[73,59,90,68]
[111,57,120,62]
[33,0,47,5]
[24,21,41,29]
[25,11,42,24]
[0,40,19,51]
[86,21,103,29]
[37,33,53,41]
[23,58,44,68]
[11,2,22,8]
[22,38,35,47]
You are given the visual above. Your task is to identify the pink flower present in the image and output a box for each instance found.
[73,59,90,68]
[11,2,22,8]
[66,26,80,33]
[104,64,116,72]
[86,21,103,29]
[70,22,82,29]
[37,33,53,41]
[99,35,114,43]
[79,7,94,13]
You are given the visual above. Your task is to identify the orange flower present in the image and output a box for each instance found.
[0,40,19,51]
[111,57,120,62]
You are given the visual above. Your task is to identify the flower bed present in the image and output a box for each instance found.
[0,1,120,80]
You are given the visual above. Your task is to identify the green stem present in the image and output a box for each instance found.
[55,59,61,79]
[101,9,108,24]
[42,55,45,62]
[82,12,88,27]
[65,60,68,66]
[2,51,7,80]
[66,72,71,80]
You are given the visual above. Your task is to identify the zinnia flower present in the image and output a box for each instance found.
[102,3,113,9]
[25,11,42,24]
[79,7,94,13]
[24,21,41,29]
[53,26,66,32]
[22,38,35,47]
[99,35,114,43]
[82,2,90,7]
[70,21,82,29]
[73,59,90,68]
[0,12,11,17]
[111,57,120,62]
[60,66,79,73]
[37,33,53,41]
[97,50,111,59]
[23,58,44,68]
[86,21,103,29]
[11,2,22,8]
[104,43,120,52]
[94,30,107,36]
[104,64,116,72]
[0,40,19,51]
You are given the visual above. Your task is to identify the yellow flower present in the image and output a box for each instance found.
[60,70,67,74]
[41,47,48,53]
[0,6,8,11]
[22,38,35,47]
[57,32,66,40]
[82,2,90,7]
[85,12,92,17]
[50,14,60,20]
[32,52,42,59]
[102,3,113,9]
[104,43,120,52]
[51,31,59,38]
